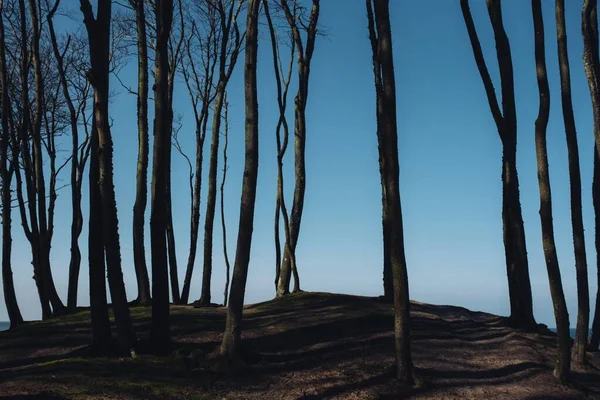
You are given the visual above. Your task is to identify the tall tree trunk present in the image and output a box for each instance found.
[221,98,231,307]
[264,0,297,299]
[220,0,259,358]
[150,0,174,353]
[132,0,151,306]
[367,0,414,385]
[591,151,600,350]
[48,0,86,312]
[461,0,536,330]
[88,116,112,355]
[166,170,180,304]
[277,0,319,297]
[556,0,589,363]
[28,0,65,316]
[199,86,225,306]
[80,0,137,355]
[583,0,600,353]
[533,0,571,381]
[0,0,23,328]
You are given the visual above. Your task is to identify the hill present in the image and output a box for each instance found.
[0,292,599,399]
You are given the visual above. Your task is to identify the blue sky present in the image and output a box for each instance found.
[1,0,599,329]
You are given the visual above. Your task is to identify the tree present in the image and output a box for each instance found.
[0,0,24,329]
[47,0,93,312]
[150,0,174,352]
[198,0,244,307]
[583,0,600,352]
[366,0,414,384]
[130,0,152,307]
[276,0,320,297]
[460,0,536,330]
[80,0,137,355]
[220,0,259,358]
[263,0,297,295]
[221,96,231,306]
[532,0,570,381]
[179,4,219,305]
[556,0,589,364]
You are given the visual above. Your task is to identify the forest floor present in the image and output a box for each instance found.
[0,292,599,399]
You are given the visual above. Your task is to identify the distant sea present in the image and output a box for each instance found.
[0,321,9,331]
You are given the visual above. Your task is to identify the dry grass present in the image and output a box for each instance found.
[0,292,599,399]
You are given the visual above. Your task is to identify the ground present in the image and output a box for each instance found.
[0,292,599,399]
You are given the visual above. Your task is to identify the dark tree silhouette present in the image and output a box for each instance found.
[367,0,414,385]
[460,0,536,330]
[555,0,589,364]
[150,0,174,352]
[276,0,320,297]
[220,0,260,359]
[130,0,152,307]
[532,0,570,381]
[0,0,23,329]
[583,0,600,352]
[80,0,137,355]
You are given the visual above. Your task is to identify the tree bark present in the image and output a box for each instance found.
[532,0,571,381]
[220,0,259,358]
[277,0,320,297]
[88,116,112,355]
[150,0,174,353]
[0,0,24,328]
[555,0,589,364]
[583,0,600,353]
[367,0,414,385]
[461,0,536,330]
[221,97,231,307]
[80,0,137,355]
[131,0,151,306]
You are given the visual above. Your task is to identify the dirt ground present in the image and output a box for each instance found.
[0,292,599,399]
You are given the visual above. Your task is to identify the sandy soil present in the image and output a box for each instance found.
[0,292,598,399]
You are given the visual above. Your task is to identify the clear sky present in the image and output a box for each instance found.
[1,0,599,329]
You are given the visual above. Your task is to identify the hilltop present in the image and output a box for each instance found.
[0,292,599,399]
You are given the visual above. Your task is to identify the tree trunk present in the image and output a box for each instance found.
[532,0,571,381]
[221,98,231,307]
[80,0,136,355]
[88,116,112,355]
[556,0,589,363]
[461,0,536,330]
[150,0,174,353]
[277,0,320,297]
[132,0,151,306]
[199,86,225,306]
[0,0,24,328]
[220,0,259,358]
[367,0,414,385]
[583,0,600,353]
[591,151,600,350]
[166,170,180,304]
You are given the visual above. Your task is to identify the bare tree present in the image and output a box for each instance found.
[532,0,570,381]
[556,0,589,364]
[179,5,219,305]
[460,0,536,330]
[583,0,600,352]
[129,0,152,307]
[150,0,174,352]
[47,0,92,312]
[0,0,23,328]
[198,0,244,307]
[276,0,320,297]
[80,0,137,355]
[263,0,296,295]
[366,0,414,385]
[221,95,231,306]
[220,0,259,359]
